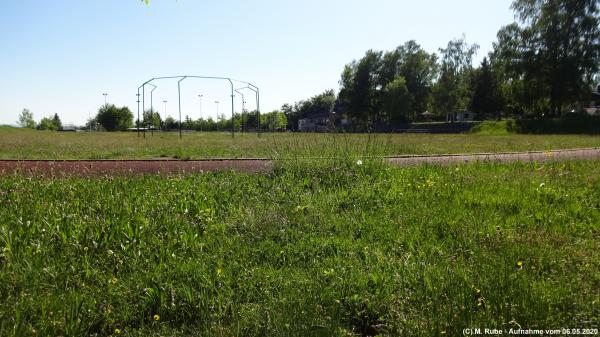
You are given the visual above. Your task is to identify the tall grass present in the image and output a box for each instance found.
[2,128,600,159]
[1,159,598,336]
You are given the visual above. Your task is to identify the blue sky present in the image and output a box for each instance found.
[0,0,514,125]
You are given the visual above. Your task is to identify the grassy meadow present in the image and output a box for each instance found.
[1,159,599,336]
[1,127,600,159]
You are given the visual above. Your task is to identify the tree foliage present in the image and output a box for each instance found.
[282,90,336,131]
[469,57,504,117]
[492,0,600,116]
[338,41,438,127]
[37,114,62,131]
[431,37,479,115]
[96,104,133,131]
[18,109,36,129]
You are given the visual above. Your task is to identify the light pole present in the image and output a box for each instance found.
[215,100,220,132]
[149,84,157,136]
[103,93,108,105]
[163,100,167,131]
[235,89,246,132]
[198,94,203,132]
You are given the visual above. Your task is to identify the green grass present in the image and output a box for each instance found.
[1,160,598,336]
[468,121,514,136]
[470,116,600,136]
[1,128,600,160]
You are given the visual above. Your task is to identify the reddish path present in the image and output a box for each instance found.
[0,148,599,177]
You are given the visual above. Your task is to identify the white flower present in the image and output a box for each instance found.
[356,160,363,166]
[539,182,545,187]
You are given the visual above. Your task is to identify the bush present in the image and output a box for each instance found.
[96,104,133,131]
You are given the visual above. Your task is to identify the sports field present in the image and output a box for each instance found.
[2,127,600,159]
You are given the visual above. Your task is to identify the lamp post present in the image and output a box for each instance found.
[103,93,108,105]
[149,84,157,136]
[215,101,220,132]
[198,94,203,132]
[235,89,246,132]
[177,76,187,139]
[163,100,167,131]
[136,93,141,136]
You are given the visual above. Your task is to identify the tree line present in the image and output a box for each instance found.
[281,0,599,130]
[18,109,63,130]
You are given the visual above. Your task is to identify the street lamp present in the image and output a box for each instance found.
[103,93,108,105]
[163,100,167,131]
[215,100,220,132]
[149,84,157,136]
[198,94,203,132]
[235,89,246,132]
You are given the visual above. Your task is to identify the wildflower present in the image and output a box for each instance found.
[516,260,524,270]
[114,328,121,334]
[356,159,363,166]
[539,182,545,187]
[109,277,118,284]
[216,267,223,276]
[153,314,160,321]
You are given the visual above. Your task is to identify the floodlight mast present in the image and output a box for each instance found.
[138,77,156,138]
[178,77,186,139]
[233,79,260,136]
[138,75,247,139]
[136,93,141,136]
[149,83,157,136]
[234,89,246,132]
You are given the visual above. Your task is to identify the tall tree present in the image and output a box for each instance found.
[381,76,412,122]
[96,104,133,131]
[432,37,479,116]
[51,113,62,130]
[395,41,438,114]
[18,109,36,129]
[470,57,504,117]
[495,0,600,116]
[338,50,382,127]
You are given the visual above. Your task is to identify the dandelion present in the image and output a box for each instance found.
[153,314,160,321]
[356,159,363,166]
[516,260,524,270]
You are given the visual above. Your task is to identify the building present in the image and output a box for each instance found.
[586,85,600,115]
[298,113,331,132]
[446,110,477,122]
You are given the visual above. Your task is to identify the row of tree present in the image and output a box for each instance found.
[281,0,599,130]
[18,109,63,130]
[144,110,287,132]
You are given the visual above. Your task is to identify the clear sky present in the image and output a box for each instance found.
[0,0,515,126]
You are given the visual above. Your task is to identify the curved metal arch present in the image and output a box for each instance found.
[138,75,258,139]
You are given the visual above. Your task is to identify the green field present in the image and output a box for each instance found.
[2,127,600,159]
[1,160,599,336]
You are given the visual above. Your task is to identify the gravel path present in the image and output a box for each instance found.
[1,148,599,177]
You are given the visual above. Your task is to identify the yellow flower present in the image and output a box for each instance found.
[516,260,524,270]
[114,328,121,334]
[153,314,160,321]
[216,267,223,276]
